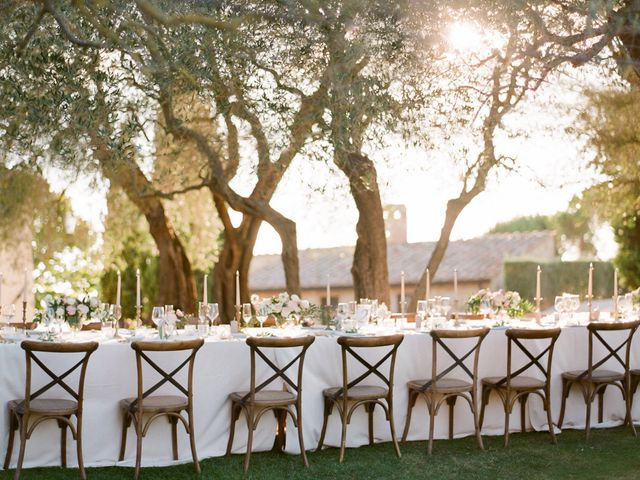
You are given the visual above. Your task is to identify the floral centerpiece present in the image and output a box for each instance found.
[466,288,534,318]
[35,294,101,327]
[251,292,318,326]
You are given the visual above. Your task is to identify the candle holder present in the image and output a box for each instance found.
[113,304,124,339]
[22,301,27,328]
[586,294,594,321]
[235,303,242,323]
[613,296,619,321]
[135,305,142,329]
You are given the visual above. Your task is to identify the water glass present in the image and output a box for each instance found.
[151,306,165,327]
[207,303,219,325]
[242,303,252,328]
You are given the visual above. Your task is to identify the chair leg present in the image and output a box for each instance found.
[243,407,255,473]
[187,408,201,474]
[14,416,28,480]
[76,414,86,480]
[597,386,606,424]
[388,398,401,459]
[226,403,241,456]
[316,398,332,453]
[479,385,490,430]
[119,411,131,462]
[585,388,593,441]
[170,416,178,461]
[471,393,484,451]
[401,390,418,442]
[503,396,511,448]
[134,415,143,480]
[366,403,375,446]
[339,403,349,463]
[446,396,457,440]
[544,391,557,444]
[272,409,286,452]
[58,419,67,468]
[427,400,436,455]
[296,404,309,468]
[4,411,17,470]
[557,379,570,429]
[519,394,529,433]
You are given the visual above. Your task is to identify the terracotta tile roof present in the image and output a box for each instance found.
[249,231,556,290]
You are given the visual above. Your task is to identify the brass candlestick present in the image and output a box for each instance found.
[613,295,619,321]
[534,296,543,323]
[235,303,241,323]
[22,301,27,328]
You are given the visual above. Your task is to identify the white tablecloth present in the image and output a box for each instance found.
[2,325,639,469]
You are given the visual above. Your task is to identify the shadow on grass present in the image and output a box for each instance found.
[5,427,640,480]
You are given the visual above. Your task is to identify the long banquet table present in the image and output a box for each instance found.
[2,323,640,469]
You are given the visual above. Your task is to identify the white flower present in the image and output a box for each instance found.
[291,294,300,302]
[250,294,260,304]
[65,296,77,306]
[278,292,289,303]
[300,300,310,309]
[89,297,99,308]
[78,304,90,315]
[56,306,65,317]
[282,306,292,318]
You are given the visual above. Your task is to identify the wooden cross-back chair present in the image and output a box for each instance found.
[226,335,315,472]
[316,334,404,463]
[479,327,561,447]
[4,340,99,480]
[401,327,489,455]
[118,338,204,480]
[557,319,640,440]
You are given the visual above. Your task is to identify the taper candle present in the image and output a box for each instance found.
[326,274,331,306]
[22,269,27,303]
[235,270,240,306]
[400,271,405,315]
[454,268,458,298]
[0,271,3,307]
[588,263,593,298]
[536,265,541,301]
[136,269,141,307]
[426,268,430,300]
[203,274,208,305]
[116,270,122,306]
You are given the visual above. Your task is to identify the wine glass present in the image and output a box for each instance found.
[256,303,269,335]
[242,303,252,329]
[109,304,123,338]
[554,296,567,323]
[207,303,219,326]
[440,297,452,319]
[619,294,632,320]
[480,299,492,317]
[151,306,165,328]
[347,301,357,319]
[2,304,16,325]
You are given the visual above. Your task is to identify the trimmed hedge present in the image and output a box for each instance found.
[504,260,614,309]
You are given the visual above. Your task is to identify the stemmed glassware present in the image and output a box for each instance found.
[109,304,123,338]
[619,294,633,320]
[152,306,165,328]
[256,303,269,335]
[416,300,428,330]
[554,295,567,324]
[242,303,252,329]
[207,303,219,326]
[2,304,16,325]
[440,297,452,319]
[197,302,209,336]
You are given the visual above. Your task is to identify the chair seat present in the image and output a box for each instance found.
[9,398,78,416]
[120,395,188,413]
[407,378,472,393]
[561,369,623,382]
[229,390,297,406]
[630,369,640,376]
[482,376,546,390]
[323,385,388,401]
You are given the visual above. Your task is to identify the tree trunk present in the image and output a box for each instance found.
[336,152,390,305]
[103,165,197,313]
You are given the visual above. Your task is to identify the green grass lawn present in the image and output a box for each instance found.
[5,427,640,479]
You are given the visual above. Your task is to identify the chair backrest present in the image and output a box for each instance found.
[582,319,640,380]
[428,327,489,390]
[130,338,204,411]
[336,334,404,398]
[498,327,561,388]
[243,335,316,403]
[20,340,99,414]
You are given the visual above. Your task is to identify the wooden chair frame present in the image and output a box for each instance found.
[316,334,404,463]
[402,327,489,454]
[557,319,640,440]
[226,335,315,472]
[479,327,561,447]
[4,340,98,480]
[119,338,204,479]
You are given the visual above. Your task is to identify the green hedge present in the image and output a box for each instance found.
[504,260,614,309]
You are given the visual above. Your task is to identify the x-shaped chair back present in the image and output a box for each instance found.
[497,327,561,388]
[581,319,640,381]
[336,334,404,398]
[426,327,489,391]
[21,340,99,415]
[243,335,316,403]
[130,338,204,411]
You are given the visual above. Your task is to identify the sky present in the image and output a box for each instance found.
[57,22,618,260]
